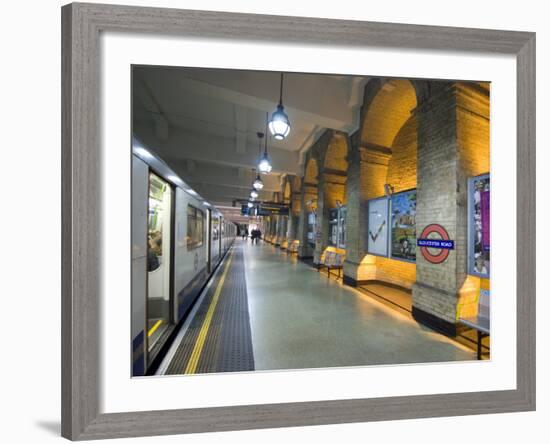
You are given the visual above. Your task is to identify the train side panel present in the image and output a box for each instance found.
[223,221,229,252]
[210,213,220,266]
[173,189,209,322]
[131,155,148,376]
[131,149,235,376]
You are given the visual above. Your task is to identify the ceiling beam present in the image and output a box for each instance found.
[234,105,247,154]
[186,179,278,195]
[187,182,275,203]
[135,122,301,174]
[133,78,170,140]
[167,158,282,190]
[135,69,358,132]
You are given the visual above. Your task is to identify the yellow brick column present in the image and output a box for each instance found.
[313,175,329,264]
[412,82,490,336]
[297,182,315,258]
[343,137,391,285]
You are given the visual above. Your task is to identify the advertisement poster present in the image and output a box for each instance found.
[307,211,316,246]
[367,197,389,257]
[481,189,490,250]
[338,206,347,249]
[328,208,338,246]
[390,190,417,261]
[470,175,490,276]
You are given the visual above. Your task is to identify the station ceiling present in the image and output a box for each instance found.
[132,66,367,222]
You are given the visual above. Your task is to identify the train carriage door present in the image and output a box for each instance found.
[210,214,218,266]
[220,217,224,253]
[146,173,173,362]
[219,219,222,256]
[206,209,212,273]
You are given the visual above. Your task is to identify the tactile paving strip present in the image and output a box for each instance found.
[165,247,255,374]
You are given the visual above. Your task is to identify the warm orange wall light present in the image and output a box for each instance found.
[456,275,491,320]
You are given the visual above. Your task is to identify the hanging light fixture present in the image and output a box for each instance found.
[268,73,291,140]
[253,131,270,180]
[250,189,259,199]
[253,174,264,190]
[247,201,254,208]
[258,114,273,173]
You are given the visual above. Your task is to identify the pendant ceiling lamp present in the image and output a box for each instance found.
[252,133,266,189]
[253,174,264,190]
[258,114,273,174]
[250,189,259,199]
[268,73,291,140]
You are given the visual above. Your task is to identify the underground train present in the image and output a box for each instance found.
[131,139,236,376]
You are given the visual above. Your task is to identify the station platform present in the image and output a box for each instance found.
[157,239,474,375]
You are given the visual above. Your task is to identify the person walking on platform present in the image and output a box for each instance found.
[251,228,262,244]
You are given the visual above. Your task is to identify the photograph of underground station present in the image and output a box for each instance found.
[131,66,490,377]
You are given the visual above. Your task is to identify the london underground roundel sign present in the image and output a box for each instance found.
[417,224,454,264]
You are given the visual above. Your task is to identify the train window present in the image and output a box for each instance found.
[187,205,204,249]
[212,217,220,241]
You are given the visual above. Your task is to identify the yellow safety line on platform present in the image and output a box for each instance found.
[147,319,163,337]
[184,251,233,374]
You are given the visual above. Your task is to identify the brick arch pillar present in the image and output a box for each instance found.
[297,154,319,258]
[313,174,329,264]
[287,181,302,247]
[287,200,297,244]
[284,177,298,247]
[296,185,310,257]
[276,211,287,248]
[296,184,318,258]
[278,179,293,249]
[342,131,392,284]
[271,191,281,246]
[412,81,490,335]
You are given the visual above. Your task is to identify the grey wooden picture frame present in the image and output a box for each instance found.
[61,2,536,440]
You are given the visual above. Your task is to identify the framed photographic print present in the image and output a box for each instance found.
[62,2,535,440]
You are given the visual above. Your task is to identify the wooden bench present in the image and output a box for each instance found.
[287,241,299,255]
[316,250,345,280]
[458,289,490,360]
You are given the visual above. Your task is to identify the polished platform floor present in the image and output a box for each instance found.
[157,239,474,375]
